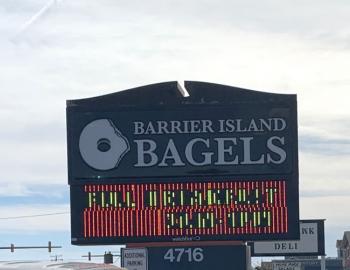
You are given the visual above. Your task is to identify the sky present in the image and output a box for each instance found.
[0,0,350,264]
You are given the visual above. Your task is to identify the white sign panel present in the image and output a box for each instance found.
[121,248,147,270]
[253,222,319,254]
[273,262,301,270]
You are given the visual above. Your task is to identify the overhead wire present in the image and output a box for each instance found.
[0,212,69,220]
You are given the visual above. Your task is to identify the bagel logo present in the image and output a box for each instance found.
[79,119,130,170]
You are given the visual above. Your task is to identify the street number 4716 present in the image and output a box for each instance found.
[163,248,204,263]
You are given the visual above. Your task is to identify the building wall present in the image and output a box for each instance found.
[336,232,350,270]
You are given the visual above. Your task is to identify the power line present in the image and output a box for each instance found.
[0,212,69,220]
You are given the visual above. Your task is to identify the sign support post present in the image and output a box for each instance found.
[321,256,326,270]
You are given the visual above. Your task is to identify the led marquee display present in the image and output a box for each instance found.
[67,81,299,245]
[70,179,295,244]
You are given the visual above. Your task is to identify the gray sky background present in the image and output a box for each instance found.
[0,0,349,262]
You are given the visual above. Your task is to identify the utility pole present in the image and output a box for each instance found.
[82,251,121,264]
[50,254,63,261]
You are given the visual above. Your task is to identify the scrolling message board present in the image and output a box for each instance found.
[67,81,299,244]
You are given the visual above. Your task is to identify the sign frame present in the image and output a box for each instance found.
[67,81,299,245]
[146,245,248,270]
[121,248,148,270]
[67,82,298,183]
[250,219,325,257]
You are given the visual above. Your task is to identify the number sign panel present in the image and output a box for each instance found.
[147,245,247,270]
[67,81,299,244]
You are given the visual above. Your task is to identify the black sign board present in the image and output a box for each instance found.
[146,245,248,270]
[67,81,299,245]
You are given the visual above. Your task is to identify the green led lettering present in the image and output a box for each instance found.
[149,192,153,206]
[270,189,273,204]
[154,191,157,207]
[127,192,130,207]
[253,212,256,227]
[88,193,92,208]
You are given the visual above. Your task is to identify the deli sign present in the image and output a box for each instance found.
[250,220,325,256]
[66,81,298,183]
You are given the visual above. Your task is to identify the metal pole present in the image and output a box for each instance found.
[321,256,326,270]
[0,243,61,252]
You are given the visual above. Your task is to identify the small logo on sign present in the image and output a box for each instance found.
[79,119,130,170]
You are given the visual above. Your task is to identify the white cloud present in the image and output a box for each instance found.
[0,183,31,197]
[300,117,350,144]
[0,204,70,232]
[300,196,350,227]
[300,153,350,195]
[1,2,349,175]
[0,140,66,186]
[0,0,349,255]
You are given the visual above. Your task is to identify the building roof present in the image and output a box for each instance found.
[337,240,343,248]
[345,232,350,242]
[337,231,350,249]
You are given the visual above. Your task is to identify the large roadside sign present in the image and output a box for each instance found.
[67,81,299,244]
[250,219,325,256]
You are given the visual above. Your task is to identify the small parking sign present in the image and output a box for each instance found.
[121,248,147,270]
